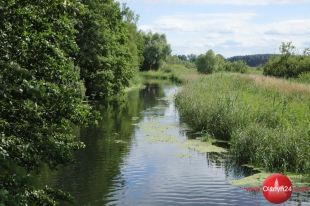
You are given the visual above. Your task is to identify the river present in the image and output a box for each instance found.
[37,81,310,206]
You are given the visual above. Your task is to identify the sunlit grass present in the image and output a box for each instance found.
[141,63,200,83]
[176,73,310,174]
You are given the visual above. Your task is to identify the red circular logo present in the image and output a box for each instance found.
[262,173,292,204]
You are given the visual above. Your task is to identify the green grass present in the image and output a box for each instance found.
[141,63,199,83]
[176,73,310,174]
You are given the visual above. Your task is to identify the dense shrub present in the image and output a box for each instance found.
[224,60,248,73]
[196,50,217,74]
[195,50,248,74]
[263,43,310,78]
[297,72,310,83]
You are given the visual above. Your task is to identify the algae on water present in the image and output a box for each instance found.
[230,173,270,187]
[182,139,227,154]
[230,172,310,187]
[138,118,228,154]
[146,135,178,143]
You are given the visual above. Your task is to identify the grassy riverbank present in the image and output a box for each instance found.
[141,63,199,83]
[175,73,310,174]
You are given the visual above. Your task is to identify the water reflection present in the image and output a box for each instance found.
[35,82,310,206]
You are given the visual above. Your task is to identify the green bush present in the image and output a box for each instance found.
[224,60,248,73]
[263,43,310,78]
[297,72,310,83]
[196,50,217,74]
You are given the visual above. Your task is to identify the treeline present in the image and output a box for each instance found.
[263,42,310,80]
[227,54,276,67]
[172,50,249,74]
[0,0,169,205]
[195,50,248,74]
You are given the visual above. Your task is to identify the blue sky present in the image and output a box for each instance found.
[118,0,310,57]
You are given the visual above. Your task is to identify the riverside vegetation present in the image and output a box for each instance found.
[0,1,170,205]
[175,43,310,176]
[1,0,310,204]
[176,73,310,174]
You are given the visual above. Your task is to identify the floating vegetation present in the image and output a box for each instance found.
[230,172,310,187]
[230,173,270,187]
[138,115,228,155]
[157,93,176,101]
[182,140,227,154]
[146,135,178,143]
[138,121,174,134]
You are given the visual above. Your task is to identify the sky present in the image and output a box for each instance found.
[118,0,310,57]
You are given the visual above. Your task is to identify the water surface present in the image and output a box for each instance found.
[38,81,310,206]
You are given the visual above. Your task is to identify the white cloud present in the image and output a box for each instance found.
[139,12,310,56]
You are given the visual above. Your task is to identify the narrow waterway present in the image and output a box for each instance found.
[37,81,310,206]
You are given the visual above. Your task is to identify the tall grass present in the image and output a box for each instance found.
[141,63,199,83]
[176,73,310,173]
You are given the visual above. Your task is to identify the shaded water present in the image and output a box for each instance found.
[38,82,310,206]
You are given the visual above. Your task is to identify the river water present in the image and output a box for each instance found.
[37,81,310,206]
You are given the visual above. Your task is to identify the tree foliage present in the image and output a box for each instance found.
[223,60,248,73]
[196,50,218,74]
[76,0,139,99]
[0,0,93,205]
[141,32,171,71]
[263,42,310,78]
[195,50,248,74]
[227,54,276,67]
[0,0,146,205]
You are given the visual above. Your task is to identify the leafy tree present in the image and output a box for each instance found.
[121,4,145,74]
[216,54,226,71]
[76,0,135,99]
[141,32,171,71]
[279,41,296,56]
[263,42,310,77]
[0,0,91,205]
[187,54,197,63]
[177,55,188,61]
[196,50,217,74]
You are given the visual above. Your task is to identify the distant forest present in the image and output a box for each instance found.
[227,54,278,67]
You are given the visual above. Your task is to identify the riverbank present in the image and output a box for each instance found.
[140,63,200,83]
[175,73,310,175]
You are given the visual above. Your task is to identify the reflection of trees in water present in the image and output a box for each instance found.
[35,83,166,206]
[140,83,165,109]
